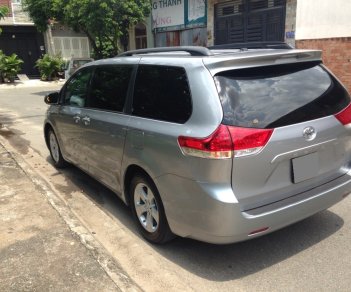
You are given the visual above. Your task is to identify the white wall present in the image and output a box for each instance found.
[296,0,351,40]
[52,37,90,59]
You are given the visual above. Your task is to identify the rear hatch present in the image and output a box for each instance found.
[212,59,351,211]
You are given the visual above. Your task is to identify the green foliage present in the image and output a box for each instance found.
[0,53,24,83]
[93,37,117,59]
[0,6,9,34]
[0,50,4,82]
[0,6,8,18]
[22,0,54,32]
[23,0,151,59]
[36,54,64,81]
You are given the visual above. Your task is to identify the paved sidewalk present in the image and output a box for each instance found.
[0,79,65,89]
[0,143,121,292]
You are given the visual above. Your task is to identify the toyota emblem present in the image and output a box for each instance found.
[303,126,316,141]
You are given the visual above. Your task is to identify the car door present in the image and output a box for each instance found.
[81,64,134,193]
[54,67,93,170]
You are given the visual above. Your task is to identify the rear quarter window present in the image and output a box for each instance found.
[132,65,192,124]
[214,62,350,128]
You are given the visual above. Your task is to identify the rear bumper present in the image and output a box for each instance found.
[155,172,351,244]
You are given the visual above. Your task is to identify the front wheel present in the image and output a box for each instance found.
[130,174,174,244]
[48,129,67,168]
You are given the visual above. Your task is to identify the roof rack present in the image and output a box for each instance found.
[118,46,213,57]
[208,41,293,50]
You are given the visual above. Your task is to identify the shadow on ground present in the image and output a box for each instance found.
[45,157,344,282]
[0,115,31,155]
[32,91,58,97]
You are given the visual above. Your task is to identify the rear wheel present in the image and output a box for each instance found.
[48,129,67,168]
[130,174,174,244]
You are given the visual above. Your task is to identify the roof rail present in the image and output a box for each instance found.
[208,41,293,50]
[118,46,213,57]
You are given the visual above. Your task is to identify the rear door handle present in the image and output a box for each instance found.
[82,116,91,126]
[73,115,81,124]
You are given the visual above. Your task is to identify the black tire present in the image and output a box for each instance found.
[130,174,174,244]
[47,129,67,168]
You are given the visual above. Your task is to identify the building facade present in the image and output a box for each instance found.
[45,23,91,60]
[151,0,297,47]
[295,0,351,92]
[151,0,208,46]
[208,0,291,46]
[128,18,154,50]
[0,0,45,77]
[0,0,92,77]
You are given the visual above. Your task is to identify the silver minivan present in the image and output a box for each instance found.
[44,45,351,244]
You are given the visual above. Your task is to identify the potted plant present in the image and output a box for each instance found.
[0,50,4,83]
[36,54,64,81]
[0,53,23,83]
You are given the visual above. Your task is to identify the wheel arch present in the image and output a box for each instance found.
[123,164,155,206]
[124,163,175,243]
[44,122,54,149]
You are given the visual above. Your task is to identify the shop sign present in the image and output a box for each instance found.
[152,0,207,32]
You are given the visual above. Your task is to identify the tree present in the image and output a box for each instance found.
[0,6,9,34]
[23,0,151,59]
[22,0,53,32]
[0,6,8,19]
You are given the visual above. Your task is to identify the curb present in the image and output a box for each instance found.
[0,135,143,292]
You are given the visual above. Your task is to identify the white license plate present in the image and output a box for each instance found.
[292,152,319,183]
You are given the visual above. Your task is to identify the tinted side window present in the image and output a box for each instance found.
[63,68,92,107]
[88,65,133,112]
[132,65,192,123]
[214,62,350,128]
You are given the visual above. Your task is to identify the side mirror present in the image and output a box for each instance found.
[44,92,60,104]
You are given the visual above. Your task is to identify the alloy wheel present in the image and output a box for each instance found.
[134,183,160,233]
[49,131,60,163]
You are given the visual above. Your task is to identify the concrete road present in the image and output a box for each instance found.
[1,81,351,291]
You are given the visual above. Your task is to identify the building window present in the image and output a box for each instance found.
[135,23,147,49]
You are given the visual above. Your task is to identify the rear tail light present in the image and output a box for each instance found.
[178,125,273,159]
[227,126,273,157]
[335,103,351,127]
[178,125,232,159]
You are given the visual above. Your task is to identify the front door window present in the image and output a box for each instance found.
[63,68,92,107]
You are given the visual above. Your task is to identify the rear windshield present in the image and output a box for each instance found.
[214,62,350,128]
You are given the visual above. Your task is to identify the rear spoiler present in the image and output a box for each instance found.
[203,50,322,75]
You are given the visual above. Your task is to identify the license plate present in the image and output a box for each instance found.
[292,152,319,183]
